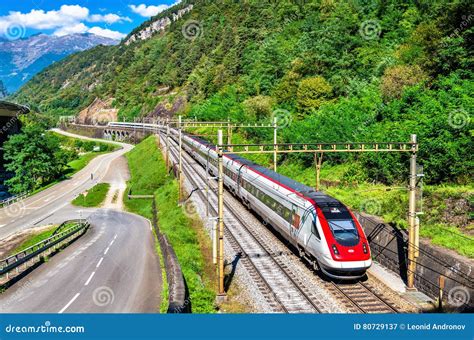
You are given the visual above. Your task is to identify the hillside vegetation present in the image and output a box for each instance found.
[12,0,472,185]
[10,1,473,253]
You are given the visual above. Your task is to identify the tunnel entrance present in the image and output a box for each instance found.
[0,101,29,199]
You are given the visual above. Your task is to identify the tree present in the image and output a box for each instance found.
[4,124,67,193]
[296,76,333,115]
[380,65,427,100]
[243,95,275,119]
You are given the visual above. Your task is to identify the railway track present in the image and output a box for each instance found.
[166,137,326,313]
[325,281,399,313]
[162,132,401,314]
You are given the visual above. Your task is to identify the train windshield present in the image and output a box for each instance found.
[328,220,359,247]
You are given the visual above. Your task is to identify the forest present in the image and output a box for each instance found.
[10,0,473,186]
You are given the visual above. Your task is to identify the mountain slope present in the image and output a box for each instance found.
[11,0,474,184]
[0,33,118,93]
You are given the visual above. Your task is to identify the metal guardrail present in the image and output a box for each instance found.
[0,192,29,208]
[0,219,90,279]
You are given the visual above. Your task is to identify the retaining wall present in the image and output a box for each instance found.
[356,212,474,311]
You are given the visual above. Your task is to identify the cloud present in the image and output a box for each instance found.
[54,23,89,37]
[129,3,173,17]
[0,5,130,38]
[88,14,132,25]
[88,27,126,40]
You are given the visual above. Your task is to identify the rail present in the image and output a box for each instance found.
[0,220,90,279]
[0,192,29,208]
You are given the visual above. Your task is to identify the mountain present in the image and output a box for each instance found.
[11,0,473,184]
[0,33,119,93]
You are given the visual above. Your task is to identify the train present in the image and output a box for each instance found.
[109,121,372,279]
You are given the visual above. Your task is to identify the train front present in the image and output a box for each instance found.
[317,204,372,280]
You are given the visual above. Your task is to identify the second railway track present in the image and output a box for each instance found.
[162,132,401,314]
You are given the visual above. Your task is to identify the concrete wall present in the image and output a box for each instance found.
[62,123,150,143]
[356,212,474,311]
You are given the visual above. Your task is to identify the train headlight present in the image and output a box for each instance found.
[331,244,339,255]
[363,243,368,254]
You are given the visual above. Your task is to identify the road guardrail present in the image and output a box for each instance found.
[0,192,29,208]
[0,219,90,284]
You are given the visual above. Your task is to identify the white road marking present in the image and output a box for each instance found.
[109,240,114,247]
[85,271,95,286]
[104,247,110,255]
[58,293,80,314]
[96,257,104,268]
[113,234,118,240]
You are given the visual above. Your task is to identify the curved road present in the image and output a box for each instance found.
[0,129,132,240]
[0,209,161,313]
[0,129,162,313]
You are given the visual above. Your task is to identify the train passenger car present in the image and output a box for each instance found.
[176,129,372,280]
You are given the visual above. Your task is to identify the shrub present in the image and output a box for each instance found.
[297,76,333,114]
[242,95,275,119]
[380,65,427,100]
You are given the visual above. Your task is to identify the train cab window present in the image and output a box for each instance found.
[328,219,359,247]
[311,220,321,240]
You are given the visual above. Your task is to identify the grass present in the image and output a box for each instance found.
[67,152,105,174]
[123,136,216,313]
[72,183,110,207]
[202,130,473,258]
[9,225,57,256]
[277,160,474,258]
[26,133,120,197]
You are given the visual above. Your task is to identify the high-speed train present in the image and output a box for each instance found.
[108,121,372,279]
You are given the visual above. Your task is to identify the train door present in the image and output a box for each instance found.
[236,165,245,197]
[206,149,212,176]
[289,203,301,242]
[308,211,322,248]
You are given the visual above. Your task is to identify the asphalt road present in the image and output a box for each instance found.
[0,209,161,313]
[0,129,132,240]
[0,129,162,313]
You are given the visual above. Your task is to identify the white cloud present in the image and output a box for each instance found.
[129,4,172,17]
[88,14,131,25]
[0,5,131,38]
[54,23,89,37]
[88,26,126,40]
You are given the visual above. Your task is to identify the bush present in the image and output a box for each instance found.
[296,76,332,114]
[242,95,275,119]
[380,65,427,100]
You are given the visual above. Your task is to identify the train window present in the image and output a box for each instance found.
[311,220,321,240]
[328,220,359,247]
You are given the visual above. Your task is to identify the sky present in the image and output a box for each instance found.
[0,0,180,40]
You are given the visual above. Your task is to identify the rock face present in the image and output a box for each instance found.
[0,33,119,93]
[125,5,193,45]
[77,98,118,125]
